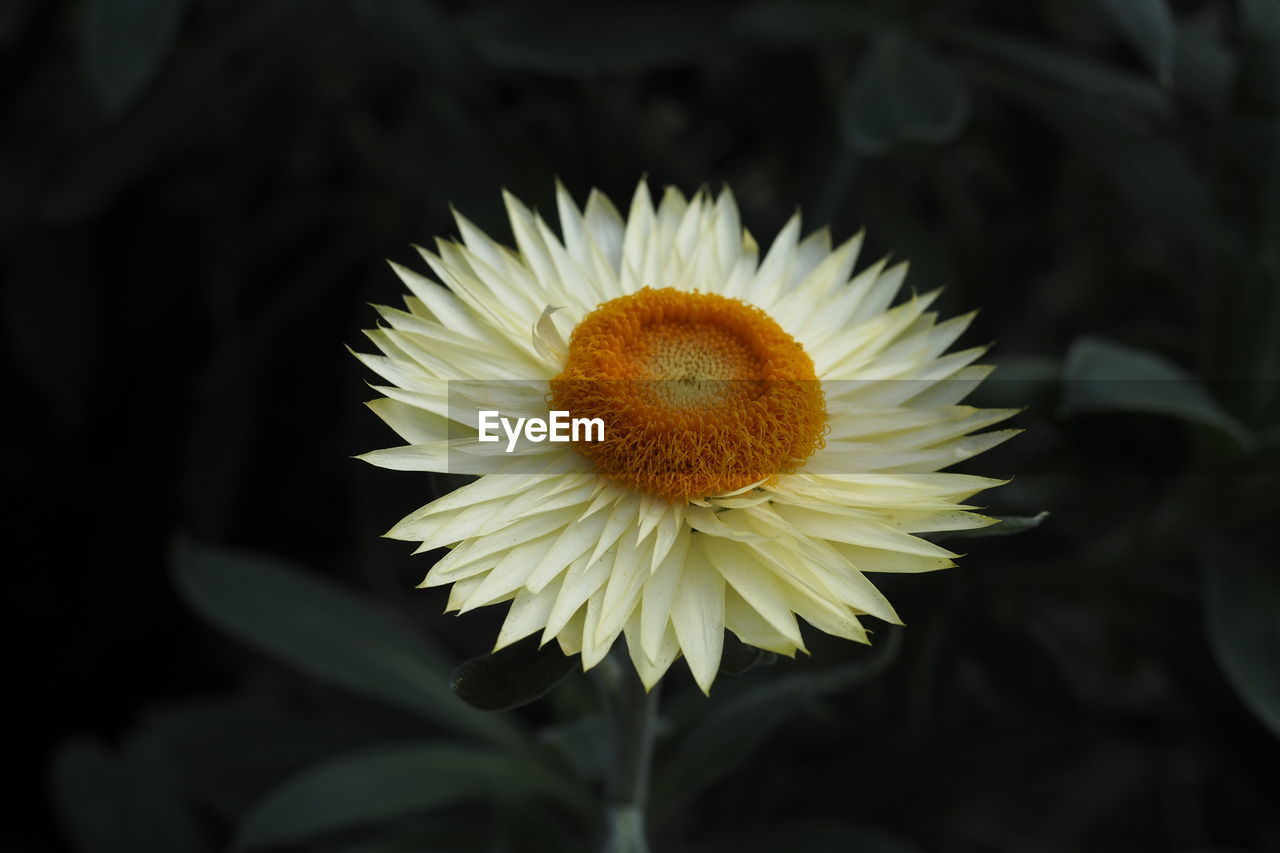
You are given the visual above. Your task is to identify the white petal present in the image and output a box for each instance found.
[703,536,806,649]
[670,539,725,694]
[532,305,569,366]
[625,614,680,690]
[640,527,689,660]
[724,587,801,656]
[495,576,562,650]
[770,504,958,558]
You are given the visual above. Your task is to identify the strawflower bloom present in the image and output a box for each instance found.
[355,182,1016,693]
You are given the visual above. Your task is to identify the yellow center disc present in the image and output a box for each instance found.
[550,287,827,502]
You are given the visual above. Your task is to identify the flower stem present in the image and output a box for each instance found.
[598,652,660,853]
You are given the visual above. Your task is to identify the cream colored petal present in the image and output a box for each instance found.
[624,615,680,691]
[588,493,644,564]
[641,527,689,660]
[367,382,450,421]
[525,502,611,593]
[532,306,569,367]
[830,542,955,573]
[457,530,562,612]
[543,547,614,642]
[416,503,584,568]
[781,582,868,644]
[365,398,450,445]
[555,606,586,656]
[766,231,862,330]
[596,534,653,647]
[646,502,684,573]
[620,181,658,292]
[502,190,577,309]
[751,213,801,302]
[495,575,562,651]
[799,548,903,624]
[906,365,995,407]
[670,540,726,694]
[724,587,801,656]
[703,536,806,649]
[770,503,958,558]
[580,587,617,669]
[386,260,489,340]
[581,189,626,283]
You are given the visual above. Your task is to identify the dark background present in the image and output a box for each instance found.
[5,0,1279,851]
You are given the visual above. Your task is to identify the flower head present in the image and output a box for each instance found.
[356,182,1016,693]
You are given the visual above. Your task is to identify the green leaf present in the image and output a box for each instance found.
[1060,336,1254,449]
[461,4,723,75]
[232,744,522,851]
[451,636,579,712]
[841,32,969,154]
[950,27,1173,118]
[931,512,1049,540]
[83,0,190,113]
[733,1,875,44]
[50,734,216,853]
[51,738,120,853]
[729,821,922,853]
[1203,541,1280,739]
[346,0,469,82]
[538,715,612,784]
[653,631,901,815]
[171,536,519,747]
[1098,0,1177,85]
[140,696,378,817]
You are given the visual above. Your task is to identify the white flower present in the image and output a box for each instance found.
[355,181,1016,693]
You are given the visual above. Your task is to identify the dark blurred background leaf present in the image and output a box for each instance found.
[172,536,520,746]
[82,0,191,113]
[1098,0,1178,84]
[231,743,538,851]
[841,31,970,154]
[1204,541,1280,739]
[1060,336,1254,447]
[451,636,580,712]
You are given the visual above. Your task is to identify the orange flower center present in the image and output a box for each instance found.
[550,287,827,502]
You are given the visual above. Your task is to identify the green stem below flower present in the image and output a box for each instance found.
[597,649,660,853]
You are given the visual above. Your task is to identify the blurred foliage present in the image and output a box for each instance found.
[4,0,1279,850]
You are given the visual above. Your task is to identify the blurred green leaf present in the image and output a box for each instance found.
[51,734,216,853]
[51,739,119,853]
[538,715,611,784]
[654,631,901,815]
[171,536,520,747]
[733,1,874,44]
[140,696,378,817]
[451,636,579,712]
[1173,23,1235,112]
[1241,0,1280,34]
[82,0,190,113]
[727,821,922,853]
[346,0,469,82]
[461,4,722,75]
[841,32,969,154]
[48,0,304,220]
[1203,541,1280,739]
[232,743,523,851]
[951,27,1173,117]
[1098,0,1177,84]
[1060,336,1253,448]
